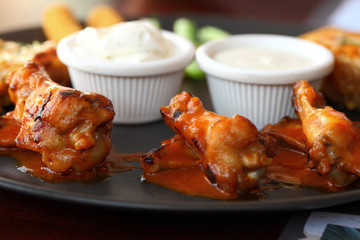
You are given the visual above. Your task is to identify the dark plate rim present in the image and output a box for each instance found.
[0,174,359,212]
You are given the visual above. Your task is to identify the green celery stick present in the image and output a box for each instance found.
[185,60,205,81]
[173,18,197,45]
[197,26,230,44]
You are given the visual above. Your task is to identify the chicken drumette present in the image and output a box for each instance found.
[293,80,360,186]
[159,92,272,193]
[7,62,115,173]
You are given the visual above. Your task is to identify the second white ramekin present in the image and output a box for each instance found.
[196,34,334,129]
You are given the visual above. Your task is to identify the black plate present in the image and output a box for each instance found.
[1,16,360,212]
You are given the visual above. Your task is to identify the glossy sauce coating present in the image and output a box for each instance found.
[143,166,238,200]
[0,115,138,182]
[0,147,139,182]
[0,104,351,199]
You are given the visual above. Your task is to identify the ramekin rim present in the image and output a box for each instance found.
[195,33,334,85]
[57,30,195,76]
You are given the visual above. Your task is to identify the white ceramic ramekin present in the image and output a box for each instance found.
[196,34,334,129]
[57,30,195,124]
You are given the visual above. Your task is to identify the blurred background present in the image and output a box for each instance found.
[0,0,359,34]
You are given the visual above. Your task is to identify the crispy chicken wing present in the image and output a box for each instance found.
[7,62,115,173]
[0,113,20,148]
[293,80,360,186]
[141,134,200,174]
[160,92,272,193]
[261,117,306,153]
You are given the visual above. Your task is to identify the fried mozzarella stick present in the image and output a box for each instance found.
[8,62,115,173]
[293,80,360,186]
[85,4,124,28]
[161,92,272,193]
[42,2,82,42]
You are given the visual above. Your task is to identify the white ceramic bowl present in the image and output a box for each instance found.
[57,30,195,124]
[196,34,334,129]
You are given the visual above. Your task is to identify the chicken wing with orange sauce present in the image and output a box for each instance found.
[261,117,306,153]
[0,115,20,148]
[7,62,115,173]
[141,134,200,174]
[293,80,360,186]
[160,92,272,193]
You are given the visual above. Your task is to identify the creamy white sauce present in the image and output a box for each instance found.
[73,20,176,63]
[213,47,313,71]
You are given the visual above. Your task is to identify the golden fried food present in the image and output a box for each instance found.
[0,39,70,113]
[42,2,82,43]
[293,80,360,186]
[261,117,336,190]
[261,117,306,152]
[300,27,360,111]
[0,115,20,148]
[7,62,115,173]
[85,4,124,28]
[141,135,200,174]
[159,92,273,193]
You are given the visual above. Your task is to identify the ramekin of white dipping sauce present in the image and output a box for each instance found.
[196,34,334,129]
[57,20,195,124]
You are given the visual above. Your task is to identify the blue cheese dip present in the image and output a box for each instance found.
[73,20,176,63]
[213,47,314,71]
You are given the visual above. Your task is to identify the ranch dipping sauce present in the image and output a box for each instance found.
[213,46,314,71]
[72,20,176,63]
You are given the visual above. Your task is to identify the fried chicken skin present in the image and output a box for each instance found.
[7,62,115,173]
[141,134,200,174]
[0,114,20,148]
[261,117,306,153]
[293,80,360,186]
[160,92,272,193]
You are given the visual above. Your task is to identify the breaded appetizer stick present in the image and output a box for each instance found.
[42,2,82,42]
[85,4,124,28]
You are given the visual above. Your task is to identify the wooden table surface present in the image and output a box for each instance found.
[0,186,292,240]
[1,183,359,239]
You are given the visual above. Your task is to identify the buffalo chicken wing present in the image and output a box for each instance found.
[160,92,272,193]
[7,62,115,173]
[293,80,360,186]
[141,134,200,174]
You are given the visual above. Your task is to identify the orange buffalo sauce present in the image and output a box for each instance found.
[265,148,331,189]
[0,117,139,182]
[140,118,340,200]
[143,166,239,200]
[0,147,139,182]
[142,148,333,200]
[0,115,344,200]
[0,117,21,148]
